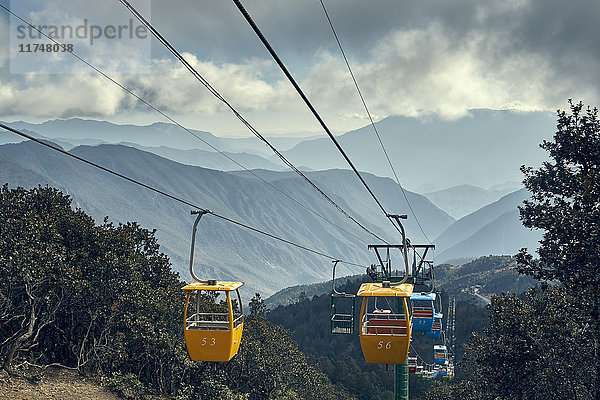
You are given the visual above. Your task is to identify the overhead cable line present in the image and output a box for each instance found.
[318,0,433,244]
[231,0,404,239]
[117,0,390,245]
[0,4,371,247]
[0,121,367,268]
[411,345,434,369]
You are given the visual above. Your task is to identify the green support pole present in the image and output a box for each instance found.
[394,296,409,399]
[395,361,409,400]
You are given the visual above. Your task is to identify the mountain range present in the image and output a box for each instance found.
[424,183,521,219]
[1,118,313,155]
[0,139,453,296]
[2,109,556,191]
[433,188,543,263]
[0,112,551,293]
[281,109,555,191]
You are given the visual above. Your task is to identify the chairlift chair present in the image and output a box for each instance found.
[330,260,355,334]
[433,344,447,365]
[408,356,418,373]
[434,361,448,378]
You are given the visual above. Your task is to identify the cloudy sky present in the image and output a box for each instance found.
[0,0,599,136]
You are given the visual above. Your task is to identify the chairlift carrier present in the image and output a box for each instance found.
[408,356,418,373]
[433,344,448,365]
[330,260,356,334]
[357,215,414,364]
[426,312,443,339]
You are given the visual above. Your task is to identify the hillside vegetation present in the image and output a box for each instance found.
[0,185,344,399]
[267,255,537,309]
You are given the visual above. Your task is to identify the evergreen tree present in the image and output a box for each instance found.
[0,185,82,372]
[0,185,185,394]
[427,101,600,398]
[516,100,600,396]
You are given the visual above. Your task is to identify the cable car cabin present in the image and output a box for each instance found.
[357,282,413,364]
[182,281,244,362]
[433,345,447,365]
[410,292,436,332]
[426,312,443,339]
[408,356,417,373]
[448,364,455,379]
[434,362,448,378]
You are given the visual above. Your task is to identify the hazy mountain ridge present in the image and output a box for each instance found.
[434,189,542,263]
[3,109,555,192]
[4,119,225,151]
[2,118,314,156]
[0,119,312,173]
[231,168,455,243]
[282,110,555,190]
[0,140,453,296]
[424,183,522,219]
[437,209,542,263]
[119,142,286,171]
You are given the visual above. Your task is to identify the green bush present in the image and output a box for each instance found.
[101,372,146,399]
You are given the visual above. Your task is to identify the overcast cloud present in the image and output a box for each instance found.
[0,0,598,134]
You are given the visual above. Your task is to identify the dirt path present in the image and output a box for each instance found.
[0,368,119,400]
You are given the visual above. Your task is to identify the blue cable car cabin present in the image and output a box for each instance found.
[410,292,436,332]
[434,361,449,378]
[433,345,447,365]
[426,312,443,339]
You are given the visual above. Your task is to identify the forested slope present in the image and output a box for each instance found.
[0,185,346,399]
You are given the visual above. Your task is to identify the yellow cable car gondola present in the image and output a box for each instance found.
[357,281,413,364]
[182,210,244,362]
[357,214,415,364]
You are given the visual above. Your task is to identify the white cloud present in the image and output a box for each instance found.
[128,54,298,115]
[0,54,300,121]
[0,73,126,117]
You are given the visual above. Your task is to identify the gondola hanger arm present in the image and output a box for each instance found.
[189,209,212,283]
